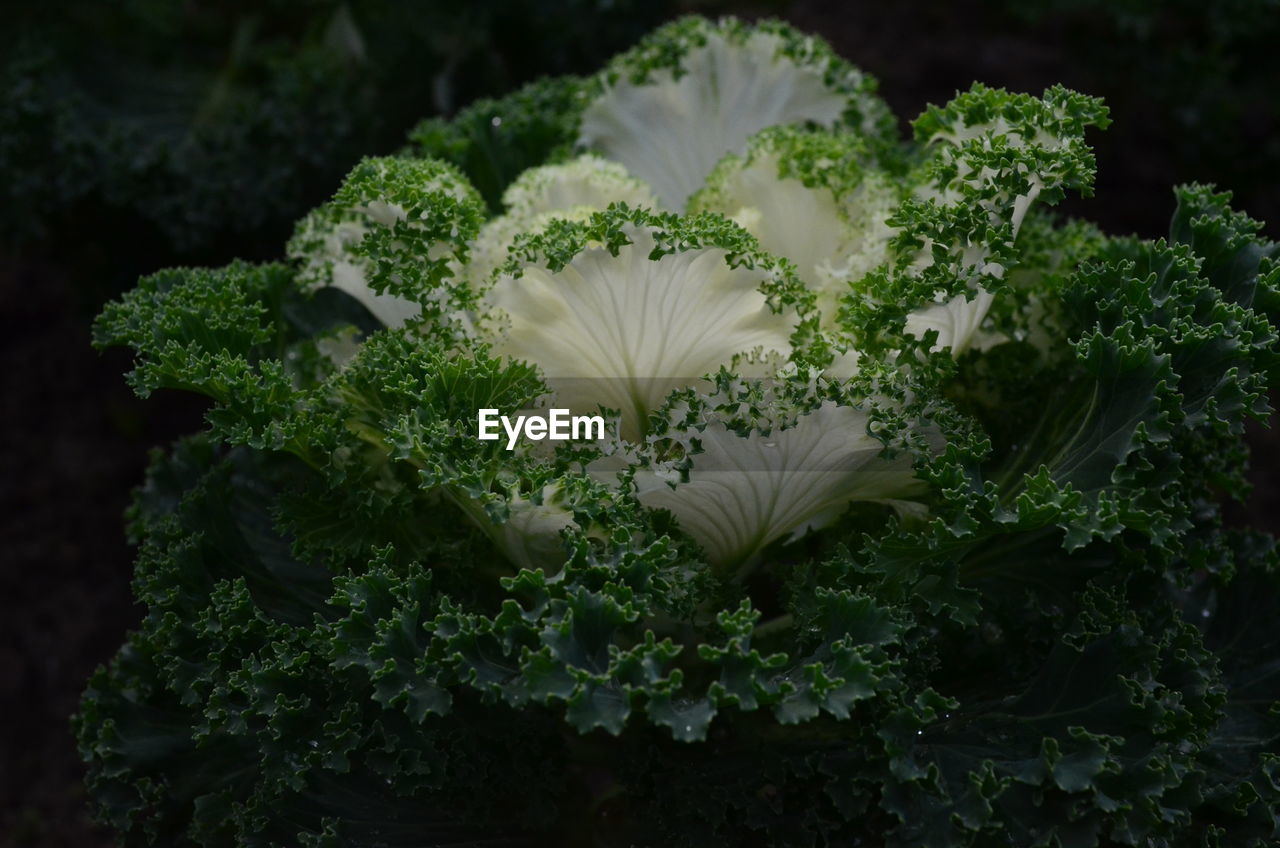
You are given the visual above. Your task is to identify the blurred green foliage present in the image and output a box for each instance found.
[0,0,679,293]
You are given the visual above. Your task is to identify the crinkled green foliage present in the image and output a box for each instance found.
[503,203,814,319]
[82,16,1280,848]
[407,75,589,214]
[840,85,1111,360]
[288,155,488,334]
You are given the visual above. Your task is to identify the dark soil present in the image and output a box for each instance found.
[3,3,1277,846]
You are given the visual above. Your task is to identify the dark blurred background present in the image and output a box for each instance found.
[3,1,1278,844]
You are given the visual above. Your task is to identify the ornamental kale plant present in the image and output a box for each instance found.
[80,16,1280,847]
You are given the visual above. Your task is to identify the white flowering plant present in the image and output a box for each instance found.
[81,16,1280,848]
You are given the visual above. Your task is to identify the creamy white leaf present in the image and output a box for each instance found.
[903,287,998,356]
[490,485,578,572]
[501,154,658,219]
[579,31,847,210]
[633,401,930,567]
[485,226,797,439]
[469,156,658,289]
[695,150,896,323]
[310,219,423,329]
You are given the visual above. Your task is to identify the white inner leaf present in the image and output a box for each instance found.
[318,220,422,329]
[718,153,847,288]
[486,226,796,438]
[580,32,847,210]
[903,288,997,356]
[633,402,929,567]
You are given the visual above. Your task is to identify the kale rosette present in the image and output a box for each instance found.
[81,16,1280,847]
